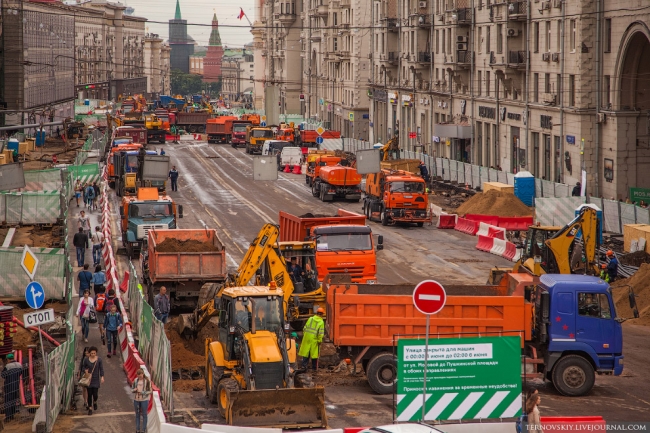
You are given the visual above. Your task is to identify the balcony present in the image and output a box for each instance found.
[310,34,322,42]
[418,52,431,63]
[417,15,431,28]
[311,4,328,17]
[337,50,351,59]
[456,50,472,67]
[387,18,399,32]
[340,0,351,8]
[388,51,399,65]
[508,1,528,20]
[338,23,350,33]
[456,8,471,25]
[278,12,296,25]
[507,50,526,68]
[489,51,496,65]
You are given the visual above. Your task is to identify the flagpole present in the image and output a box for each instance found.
[239,9,253,28]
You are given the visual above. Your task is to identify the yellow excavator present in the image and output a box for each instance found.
[381,136,399,161]
[492,205,600,282]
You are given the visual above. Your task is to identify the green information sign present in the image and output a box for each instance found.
[629,187,650,204]
[396,336,522,422]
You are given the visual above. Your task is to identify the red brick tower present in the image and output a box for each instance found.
[203,13,224,82]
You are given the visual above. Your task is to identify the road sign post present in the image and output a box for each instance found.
[412,280,447,421]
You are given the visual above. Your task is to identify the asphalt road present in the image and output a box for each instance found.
[163,139,513,284]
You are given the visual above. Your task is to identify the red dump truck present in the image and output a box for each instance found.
[300,130,341,148]
[206,116,238,144]
[279,210,381,283]
[325,272,625,397]
[141,229,227,310]
[170,112,211,133]
[311,166,363,202]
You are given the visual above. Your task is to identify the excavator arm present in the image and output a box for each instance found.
[381,137,399,161]
[545,206,600,275]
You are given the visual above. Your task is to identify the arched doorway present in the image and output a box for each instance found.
[619,32,650,110]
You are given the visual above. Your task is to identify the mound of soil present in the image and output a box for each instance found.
[611,263,650,326]
[173,379,205,393]
[156,238,220,253]
[455,190,533,217]
[299,213,331,218]
[620,251,650,267]
[165,318,208,369]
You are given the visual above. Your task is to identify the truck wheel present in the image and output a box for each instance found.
[198,126,205,133]
[206,353,224,403]
[312,182,319,197]
[198,283,220,307]
[552,355,595,396]
[217,378,240,420]
[381,209,389,226]
[189,125,197,133]
[366,352,396,395]
[416,222,424,227]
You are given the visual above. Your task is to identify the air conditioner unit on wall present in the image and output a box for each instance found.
[553,0,562,8]
[543,93,557,104]
[552,52,559,62]
[542,52,550,61]
[457,36,468,43]
[507,28,519,37]
[541,1,550,10]
[457,42,468,51]
[597,113,606,124]
[419,1,427,8]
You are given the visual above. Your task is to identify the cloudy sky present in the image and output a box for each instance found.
[125,0,256,48]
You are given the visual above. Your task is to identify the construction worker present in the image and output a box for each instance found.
[299,308,325,371]
[606,250,619,282]
[600,264,610,283]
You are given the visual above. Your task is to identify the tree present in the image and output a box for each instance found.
[171,69,222,98]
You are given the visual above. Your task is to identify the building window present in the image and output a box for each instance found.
[486,26,491,53]
[477,70,482,96]
[333,38,338,51]
[442,30,445,54]
[557,20,561,52]
[447,28,451,54]
[569,75,575,106]
[534,73,539,103]
[570,20,576,51]
[604,75,611,107]
[497,24,503,54]
[411,31,415,54]
[545,73,550,94]
[557,74,561,97]
[534,22,540,53]
[435,30,439,54]
[486,71,490,96]
[478,27,482,53]
[546,21,551,52]
[604,18,611,53]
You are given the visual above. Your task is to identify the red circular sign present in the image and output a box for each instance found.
[412,280,447,315]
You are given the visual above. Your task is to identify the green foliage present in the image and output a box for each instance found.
[170,69,222,98]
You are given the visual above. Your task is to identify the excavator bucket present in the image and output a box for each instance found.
[225,387,328,429]
[177,313,196,338]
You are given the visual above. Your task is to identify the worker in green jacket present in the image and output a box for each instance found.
[299,308,325,370]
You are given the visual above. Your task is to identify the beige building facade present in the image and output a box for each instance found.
[144,34,171,97]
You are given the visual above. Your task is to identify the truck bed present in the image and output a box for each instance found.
[148,229,226,283]
[325,282,532,348]
[279,209,366,242]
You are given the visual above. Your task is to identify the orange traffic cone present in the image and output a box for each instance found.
[292,165,302,174]
[283,165,291,173]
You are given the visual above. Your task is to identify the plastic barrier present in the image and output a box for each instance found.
[541,416,606,431]
[476,222,492,237]
[465,214,500,227]
[476,235,495,252]
[490,238,507,257]
[343,429,369,433]
[455,217,480,235]
[487,226,506,240]
[120,271,129,293]
[437,213,457,229]
[503,242,518,261]
[497,216,533,231]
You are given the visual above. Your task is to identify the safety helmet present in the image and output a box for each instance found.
[316,307,325,315]
[601,264,607,269]
[606,250,614,257]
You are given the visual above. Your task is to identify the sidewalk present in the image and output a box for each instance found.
[58,198,137,432]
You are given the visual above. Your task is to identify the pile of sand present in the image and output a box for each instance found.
[611,263,650,326]
[156,238,221,253]
[455,190,533,217]
[165,319,208,369]
[173,379,205,393]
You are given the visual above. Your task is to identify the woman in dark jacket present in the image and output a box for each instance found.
[81,346,104,415]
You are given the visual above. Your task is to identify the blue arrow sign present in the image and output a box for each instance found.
[25,281,45,309]
[316,136,324,145]
[260,121,267,127]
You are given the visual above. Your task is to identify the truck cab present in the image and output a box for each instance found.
[231,122,252,147]
[120,188,182,258]
[113,150,164,196]
[246,127,275,154]
[364,170,428,226]
[312,225,379,283]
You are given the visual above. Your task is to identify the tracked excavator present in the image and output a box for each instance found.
[490,205,601,283]
[380,136,400,161]
[176,224,328,428]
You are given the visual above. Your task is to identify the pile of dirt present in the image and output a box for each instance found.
[165,318,207,369]
[0,225,64,248]
[156,238,220,253]
[611,263,650,326]
[620,251,650,267]
[299,213,331,218]
[455,190,533,217]
[173,379,205,393]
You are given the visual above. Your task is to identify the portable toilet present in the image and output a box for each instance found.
[35,129,46,147]
[575,203,603,245]
[514,171,535,206]
[7,138,19,153]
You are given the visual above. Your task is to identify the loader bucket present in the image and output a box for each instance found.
[225,387,328,429]
[177,313,196,338]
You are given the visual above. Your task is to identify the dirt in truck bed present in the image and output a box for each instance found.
[299,213,333,218]
[156,238,221,253]
[612,263,650,326]
[455,189,533,217]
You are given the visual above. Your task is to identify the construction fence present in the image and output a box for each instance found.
[342,140,575,199]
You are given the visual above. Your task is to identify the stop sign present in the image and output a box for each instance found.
[412,280,447,315]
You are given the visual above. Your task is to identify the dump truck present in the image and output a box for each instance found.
[240,113,261,125]
[279,210,381,283]
[206,116,238,144]
[324,272,625,397]
[141,229,226,309]
[300,129,341,148]
[170,112,211,133]
[144,113,166,144]
[113,126,147,145]
[113,151,170,196]
[311,166,362,202]
[305,155,342,187]
[230,121,253,147]
[363,169,428,226]
[107,143,143,188]
[119,187,182,258]
[245,126,275,154]
[276,123,299,144]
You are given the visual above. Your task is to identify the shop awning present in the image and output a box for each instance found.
[433,124,472,139]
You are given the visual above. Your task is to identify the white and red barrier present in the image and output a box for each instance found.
[437,213,457,229]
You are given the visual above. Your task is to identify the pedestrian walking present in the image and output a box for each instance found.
[78,347,90,410]
[132,368,152,433]
[78,211,91,238]
[85,183,96,210]
[73,227,89,267]
[299,308,325,370]
[76,290,95,343]
[81,346,104,415]
[77,264,93,297]
[104,304,123,358]
[168,166,179,192]
[74,178,83,207]
[1,353,23,421]
[106,288,121,314]
[525,392,543,433]
[91,226,104,267]
[92,265,106,296]
[92,182,100,209]
[154,286,170,323]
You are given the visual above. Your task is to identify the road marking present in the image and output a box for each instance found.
[418,294,441,301]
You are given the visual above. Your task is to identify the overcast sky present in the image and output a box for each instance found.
[124,0,256,48]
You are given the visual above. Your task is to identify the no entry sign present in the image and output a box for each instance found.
[412,280,447,315]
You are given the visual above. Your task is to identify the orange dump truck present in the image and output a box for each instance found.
[141,229,227,309]
[363,169,429,226]
[107,143,143,188]
[206,116,238,144]
[311,166,362,202]
[325,272,625,397]
[279,210,381,283]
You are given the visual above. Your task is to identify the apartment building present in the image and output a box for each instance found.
[144,34,172,97]
[367,0,650,199]
[222,53,255,108]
